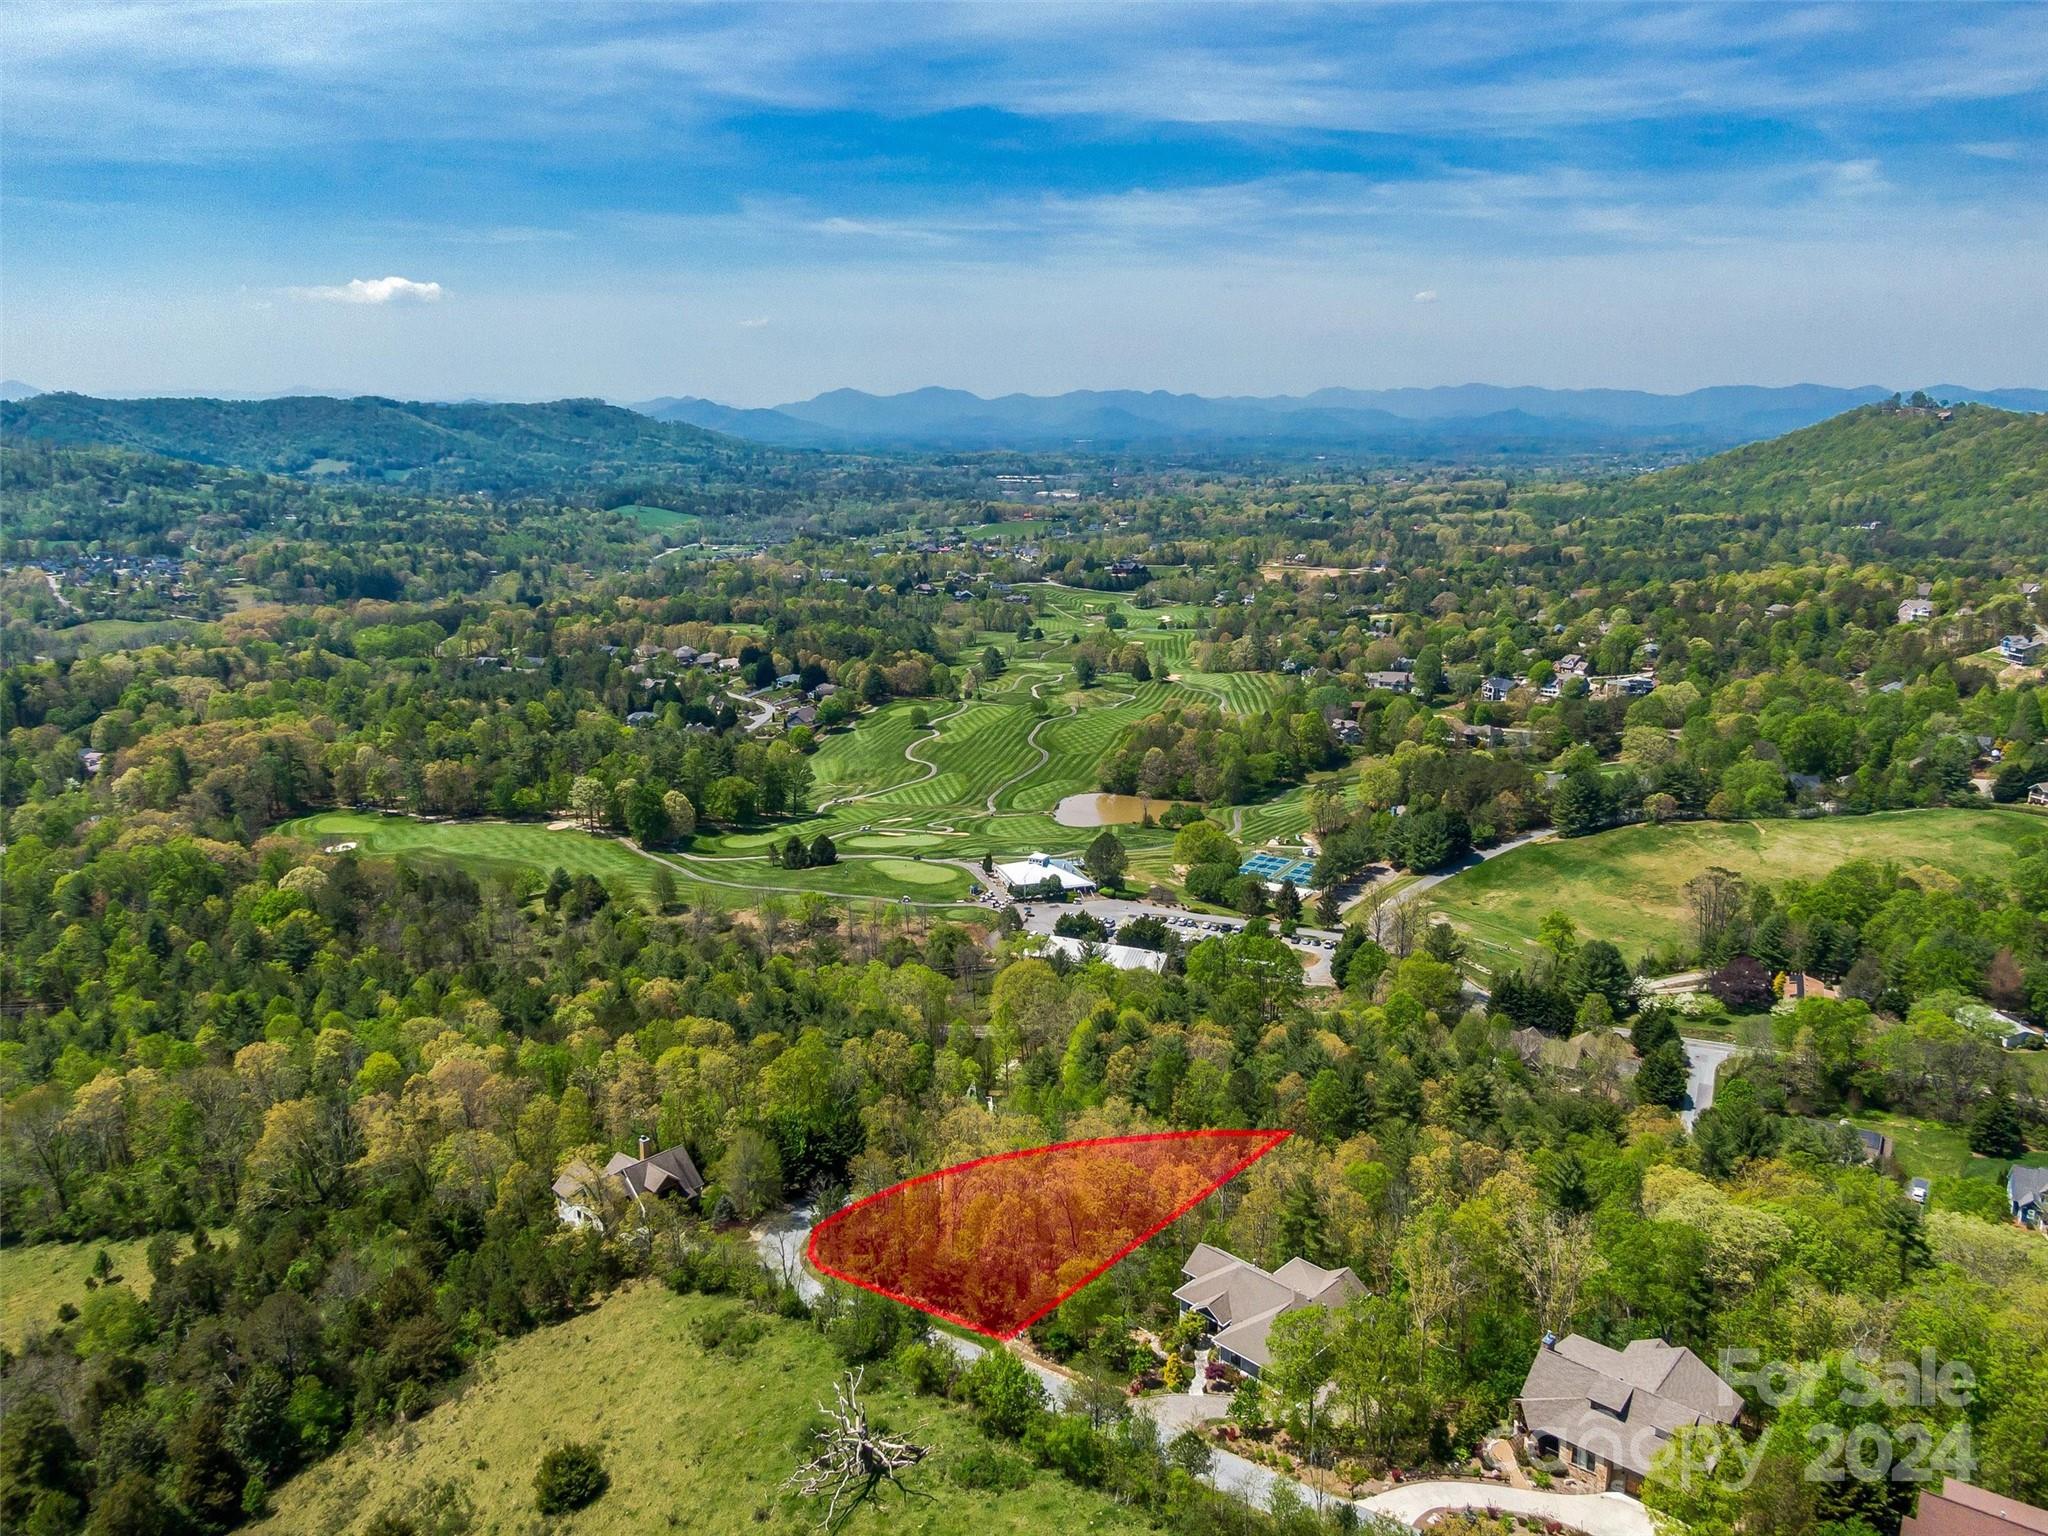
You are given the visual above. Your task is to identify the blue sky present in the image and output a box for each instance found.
[3,1,2043,401]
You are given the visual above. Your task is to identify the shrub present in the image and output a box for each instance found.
[533,1442,609,1516]
[1026,1414,1109,1486]
[957,1348,1046,1439]
[948,1444,1032,1492]
[893,1339,959,1397]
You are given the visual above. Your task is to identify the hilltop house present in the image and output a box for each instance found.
[2009,1165,2048,1230]
[1898,598,1936,624]
[1173,1244,1364,1377]
[1999,635,2045,665]
[553,1137,706,1231]
[1516,1333,1743,1494]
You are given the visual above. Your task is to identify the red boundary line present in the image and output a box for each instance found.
[805,1128,1292,1341]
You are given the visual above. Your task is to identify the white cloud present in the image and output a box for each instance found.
[737,316,771,328]
[1413,289,1439,304]
[295,275,443,305]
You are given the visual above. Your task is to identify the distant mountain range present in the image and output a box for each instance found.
[630,383,2048,450]
[0,393,783,495]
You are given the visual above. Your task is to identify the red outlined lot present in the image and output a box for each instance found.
[806,1129,1290,1339]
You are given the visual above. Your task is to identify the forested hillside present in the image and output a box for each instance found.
[1524,403,2048,565]
[0,394,814,499]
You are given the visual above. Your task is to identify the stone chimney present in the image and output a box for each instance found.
[638,1135,652,1160]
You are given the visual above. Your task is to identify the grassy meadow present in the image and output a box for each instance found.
[1,1234,206,1346]
[1423,809,2042,971]
[252,1283,1157,1536]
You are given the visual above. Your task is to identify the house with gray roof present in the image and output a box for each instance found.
[1172,1243,1363,1377]
[552,1136,706,1232]
[1516,1333,1743,1493]
[2010,1164,2048,1230]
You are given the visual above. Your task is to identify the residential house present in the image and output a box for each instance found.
[1900,1477,2048,1536]
[1515,1333,1743,1494]
[1852,1127,1894,1166]
[1908,1178,1931,1205]
[1898,599,1937,623]
[1481,675,1518,702]
[2030,783,2048,807]
[625,710,656,727]
[1363,670,1413,693]
[2010,1165,2048,1230]
[1172,1244,1364,1378]
[1998,635,2045,665]
[553,1136,706,1231]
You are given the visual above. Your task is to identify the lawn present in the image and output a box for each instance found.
[252,1283,1157,1536]
[1844,1111,2048,1190]
[0,1233,209,1346]
[610,503,701,535]
[278,812,661,896]
[1423,809,2041,969]
[279,813,980,912]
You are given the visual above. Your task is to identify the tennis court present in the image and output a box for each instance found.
[1238,852,1317,885]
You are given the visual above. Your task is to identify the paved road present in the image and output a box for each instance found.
[1679,1035,1741,1130]
[1359,1482,1656,1536]
[1012,896,1343,985]
[1339,828,1559,919]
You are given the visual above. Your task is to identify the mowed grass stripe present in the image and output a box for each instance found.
[280,812,660,895]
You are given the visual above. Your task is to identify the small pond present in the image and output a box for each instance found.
[1053,792,1154,827]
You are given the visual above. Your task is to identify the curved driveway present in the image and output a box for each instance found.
[1359,1482,1656,1536]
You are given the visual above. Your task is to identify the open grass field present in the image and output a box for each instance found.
[611,503,701,534]
[277,813,981,912]
[3,1237,161,1346]
[252,1283,1157,1536]
[1423,809,2042,970]
[279,812,663,896]
[1843,1112,2048,1191]
[0,1233,216,1346]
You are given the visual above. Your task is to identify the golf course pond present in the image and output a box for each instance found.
[1053,792,1154,827]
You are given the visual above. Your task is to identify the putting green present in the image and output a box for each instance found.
[865,858,960,886]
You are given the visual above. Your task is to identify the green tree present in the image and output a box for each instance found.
[959,1347,1046,1439]
[1082,831,1127,890]
[1636,1040,1688,1108]
[1968,1092,2027,1159]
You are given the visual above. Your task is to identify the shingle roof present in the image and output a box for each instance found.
[1518,1335,1742,1478]
[556,1143,706,1207]
[1902,1478,2048,1536]
[2009,1165,2048,1208]
[1174,1246,1364,1371]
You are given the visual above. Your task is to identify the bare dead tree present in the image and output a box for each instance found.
[786,1368,929,1530]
